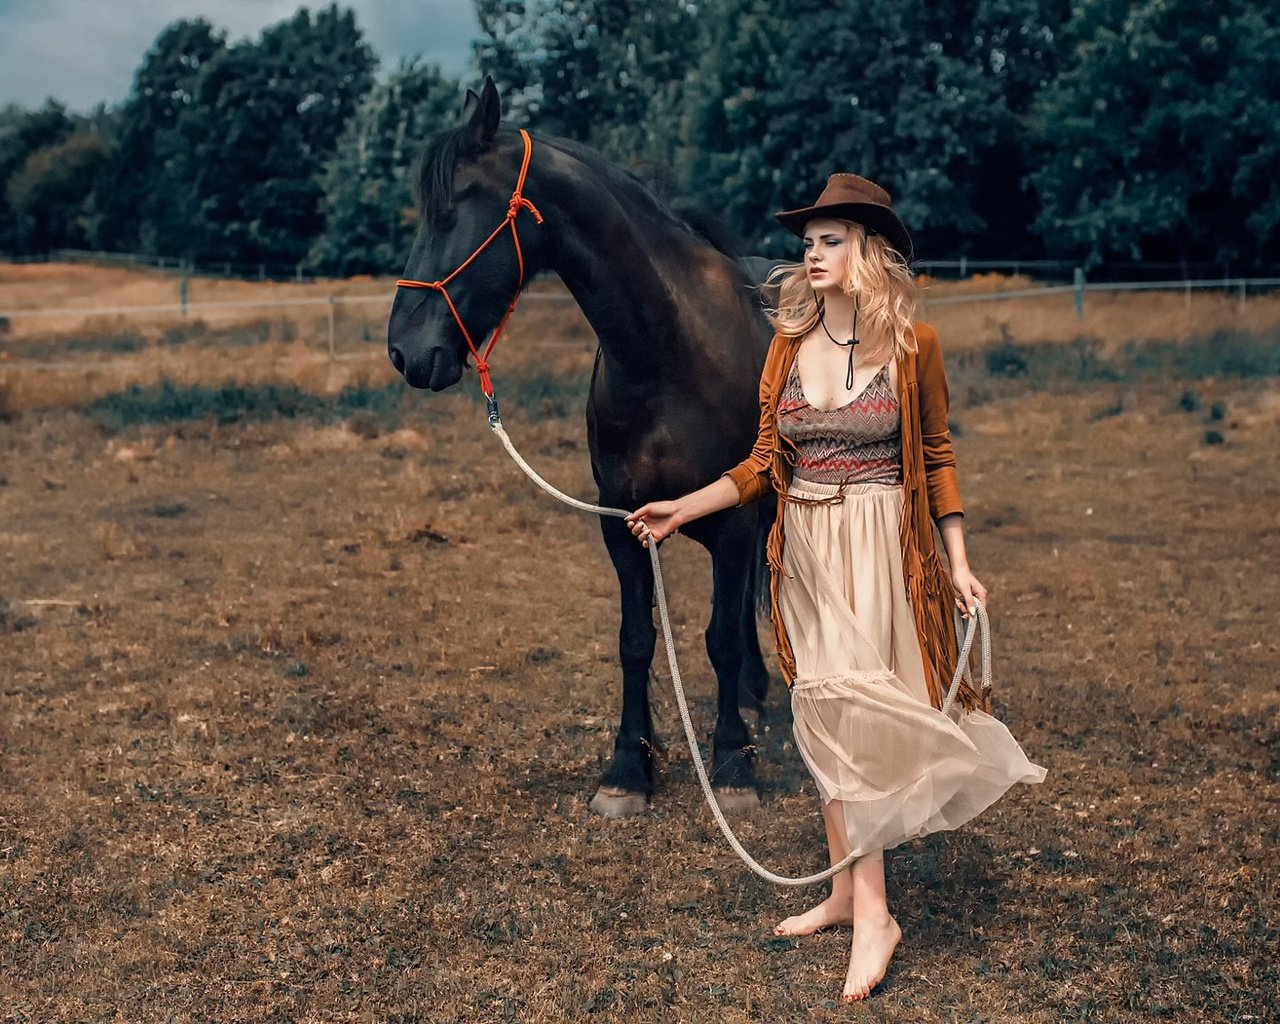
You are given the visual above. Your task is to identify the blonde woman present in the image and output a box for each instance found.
[626,175,1045,1003]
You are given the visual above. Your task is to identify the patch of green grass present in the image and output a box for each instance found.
[332,380,406,421]
[88,380,407,431]
[492,368,591,420]
[956,329,1278,395]
[1135,330,1280,379]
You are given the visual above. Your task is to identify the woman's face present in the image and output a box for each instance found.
[802,218,850,293]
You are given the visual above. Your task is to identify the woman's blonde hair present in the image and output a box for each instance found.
[765,220,920,360]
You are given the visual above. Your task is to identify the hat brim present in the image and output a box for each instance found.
[775,202,913,263]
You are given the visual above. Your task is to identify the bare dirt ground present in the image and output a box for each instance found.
[1,275,1278,1022]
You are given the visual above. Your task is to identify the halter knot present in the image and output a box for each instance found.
[509,193,544,224]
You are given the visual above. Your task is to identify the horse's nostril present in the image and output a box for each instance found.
[389,347,406,374]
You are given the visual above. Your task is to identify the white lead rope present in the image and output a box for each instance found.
[492,418,991,886]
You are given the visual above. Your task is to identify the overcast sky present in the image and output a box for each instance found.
[0,0,481,111]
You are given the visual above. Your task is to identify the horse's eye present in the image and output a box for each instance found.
[427,206,456,230]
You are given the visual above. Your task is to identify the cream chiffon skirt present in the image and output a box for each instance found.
[778,478,1046,859]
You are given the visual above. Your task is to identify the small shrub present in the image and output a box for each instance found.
[334,382,404,422]
[1178,390,1201,412]
[985,341,1029,378]
[63,332,144,355]
[1089,399,1125,422]
[1176,331,1280,379]
[160,320,210,347]
[499,368,590,419]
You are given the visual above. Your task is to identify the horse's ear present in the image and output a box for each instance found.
[461,88,480,121]
[460,76,501,152]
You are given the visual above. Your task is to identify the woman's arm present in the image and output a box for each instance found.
[915,327,963,520]
[625,476,739,547]
[937,513,987,615]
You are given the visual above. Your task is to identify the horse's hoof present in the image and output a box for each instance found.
[589,786,649,818]
[711,787,761,814]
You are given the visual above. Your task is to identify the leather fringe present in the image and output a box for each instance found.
[898,379,986,713]
[760,336,986,714]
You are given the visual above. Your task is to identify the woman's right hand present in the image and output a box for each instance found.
[625,501,682,548]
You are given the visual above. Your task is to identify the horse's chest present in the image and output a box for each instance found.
[589,408,708,501]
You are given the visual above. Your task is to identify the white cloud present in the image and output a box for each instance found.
[0,0,480,111]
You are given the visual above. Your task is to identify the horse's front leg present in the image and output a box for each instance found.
[589,514,657,818]
[692,510,762,812]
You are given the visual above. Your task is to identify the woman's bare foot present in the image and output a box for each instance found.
[773,895,854,937]
[841,914,901,1002]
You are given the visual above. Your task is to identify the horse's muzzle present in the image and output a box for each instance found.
[394,346,463,391]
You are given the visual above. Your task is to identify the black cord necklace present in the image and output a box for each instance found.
[818,298,861,391]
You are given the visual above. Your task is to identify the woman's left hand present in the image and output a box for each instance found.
[952,566,988,618]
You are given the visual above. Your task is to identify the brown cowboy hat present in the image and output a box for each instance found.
[775,173,913,263]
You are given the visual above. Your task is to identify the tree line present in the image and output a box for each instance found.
[1,0,1275,275]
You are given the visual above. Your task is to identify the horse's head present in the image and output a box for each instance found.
[388,78,546,391]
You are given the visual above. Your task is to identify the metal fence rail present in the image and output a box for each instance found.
[2,277,1277,364]
[922,277,1280,310]
[7,249,1280,284]
[5,277,1279,323]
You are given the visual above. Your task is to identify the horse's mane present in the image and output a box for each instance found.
[417,126,740,261]
[417,125,470,227]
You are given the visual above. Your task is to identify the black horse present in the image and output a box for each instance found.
[387,78,775,816]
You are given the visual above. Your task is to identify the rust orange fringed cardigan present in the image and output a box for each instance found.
[723,322,987,713]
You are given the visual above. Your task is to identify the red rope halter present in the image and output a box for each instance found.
[396,127,543,405]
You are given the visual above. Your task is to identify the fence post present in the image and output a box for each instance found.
[1073,267,1085,319]
[327,295,336,361]
[1239,278,1247,312]
[959,255,967,278]
[179,276,188,318]
[258,263,265,281]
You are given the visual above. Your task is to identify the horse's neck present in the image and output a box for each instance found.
[532,157,716,381]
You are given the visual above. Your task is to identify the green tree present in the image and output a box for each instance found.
[0,101,76,251]
[754,0,1069,258]
[474,0,701,167]
[91,18,227,253]
[474,0,1068,259]
[6,131,108,250]
[170,4,377,264]
[672,0,785,248]
[1030,0,1279,267]
[311,61,461,275]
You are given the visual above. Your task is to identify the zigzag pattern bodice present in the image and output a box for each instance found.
[777,357,903,486]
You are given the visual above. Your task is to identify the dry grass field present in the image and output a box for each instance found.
[1,264,1277,1022]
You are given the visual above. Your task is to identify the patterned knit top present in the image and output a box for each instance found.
[776,357,903,486]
